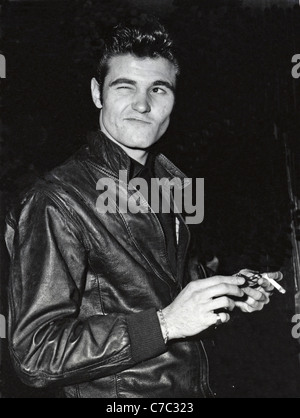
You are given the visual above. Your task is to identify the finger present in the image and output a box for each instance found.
[243,287,268,302]
[202,283,244,300]
[211,312,231,326]
[236,295,268,312]
[208,296,236,312]
[190,276,246,292]
[245,296,265,309]
[261,272,283,282]
[236,269,259,277]
[235,301,259,313]
[256,279,275,292]
[260,273,286,294]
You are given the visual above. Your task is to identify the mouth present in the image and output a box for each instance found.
[124,118,152,125]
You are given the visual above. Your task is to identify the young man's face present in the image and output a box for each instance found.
[92,54,177,151]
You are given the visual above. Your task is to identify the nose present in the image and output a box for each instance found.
[131,92,151,114]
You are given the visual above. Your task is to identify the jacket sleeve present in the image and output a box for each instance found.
[5,189,166,389]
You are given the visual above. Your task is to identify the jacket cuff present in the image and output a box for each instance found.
[126,308,167,364]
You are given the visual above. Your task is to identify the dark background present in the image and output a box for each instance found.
[0,0,300,398]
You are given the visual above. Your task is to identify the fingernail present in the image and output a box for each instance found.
[237,278,245,285]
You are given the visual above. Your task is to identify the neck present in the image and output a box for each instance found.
[99,114,148,166]
[107,135,149,165]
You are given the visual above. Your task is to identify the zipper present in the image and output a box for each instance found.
[175,210,191,287]
[200,340,216,398]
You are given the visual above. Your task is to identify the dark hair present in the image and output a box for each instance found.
[96,18,180,96]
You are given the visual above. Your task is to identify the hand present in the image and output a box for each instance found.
[235,270,283,313]
[160,276,246,340]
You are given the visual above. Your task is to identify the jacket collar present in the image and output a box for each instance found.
[86,130,187,184]
[87,130,131,180]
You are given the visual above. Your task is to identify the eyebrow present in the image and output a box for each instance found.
[109,78,175,92]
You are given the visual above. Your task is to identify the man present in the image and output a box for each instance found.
[5,20,278,398]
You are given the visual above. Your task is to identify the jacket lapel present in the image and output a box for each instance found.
[154,155,191,287]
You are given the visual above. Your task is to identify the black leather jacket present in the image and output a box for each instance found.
[5,131,214,398]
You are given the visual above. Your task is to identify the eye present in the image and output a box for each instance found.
[116,85,134,92]
[151,87,166,95]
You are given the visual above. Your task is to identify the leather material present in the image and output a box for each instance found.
[5,131,213,398]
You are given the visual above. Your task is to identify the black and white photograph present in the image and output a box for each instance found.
[0,0,300,400]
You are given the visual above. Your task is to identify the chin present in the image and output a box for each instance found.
[124,137,159,150]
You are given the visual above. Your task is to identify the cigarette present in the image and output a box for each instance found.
[263,275,286,295]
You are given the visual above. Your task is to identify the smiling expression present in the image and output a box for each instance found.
[94,54,177,153]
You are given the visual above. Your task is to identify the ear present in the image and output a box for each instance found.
[91,78,103,109]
